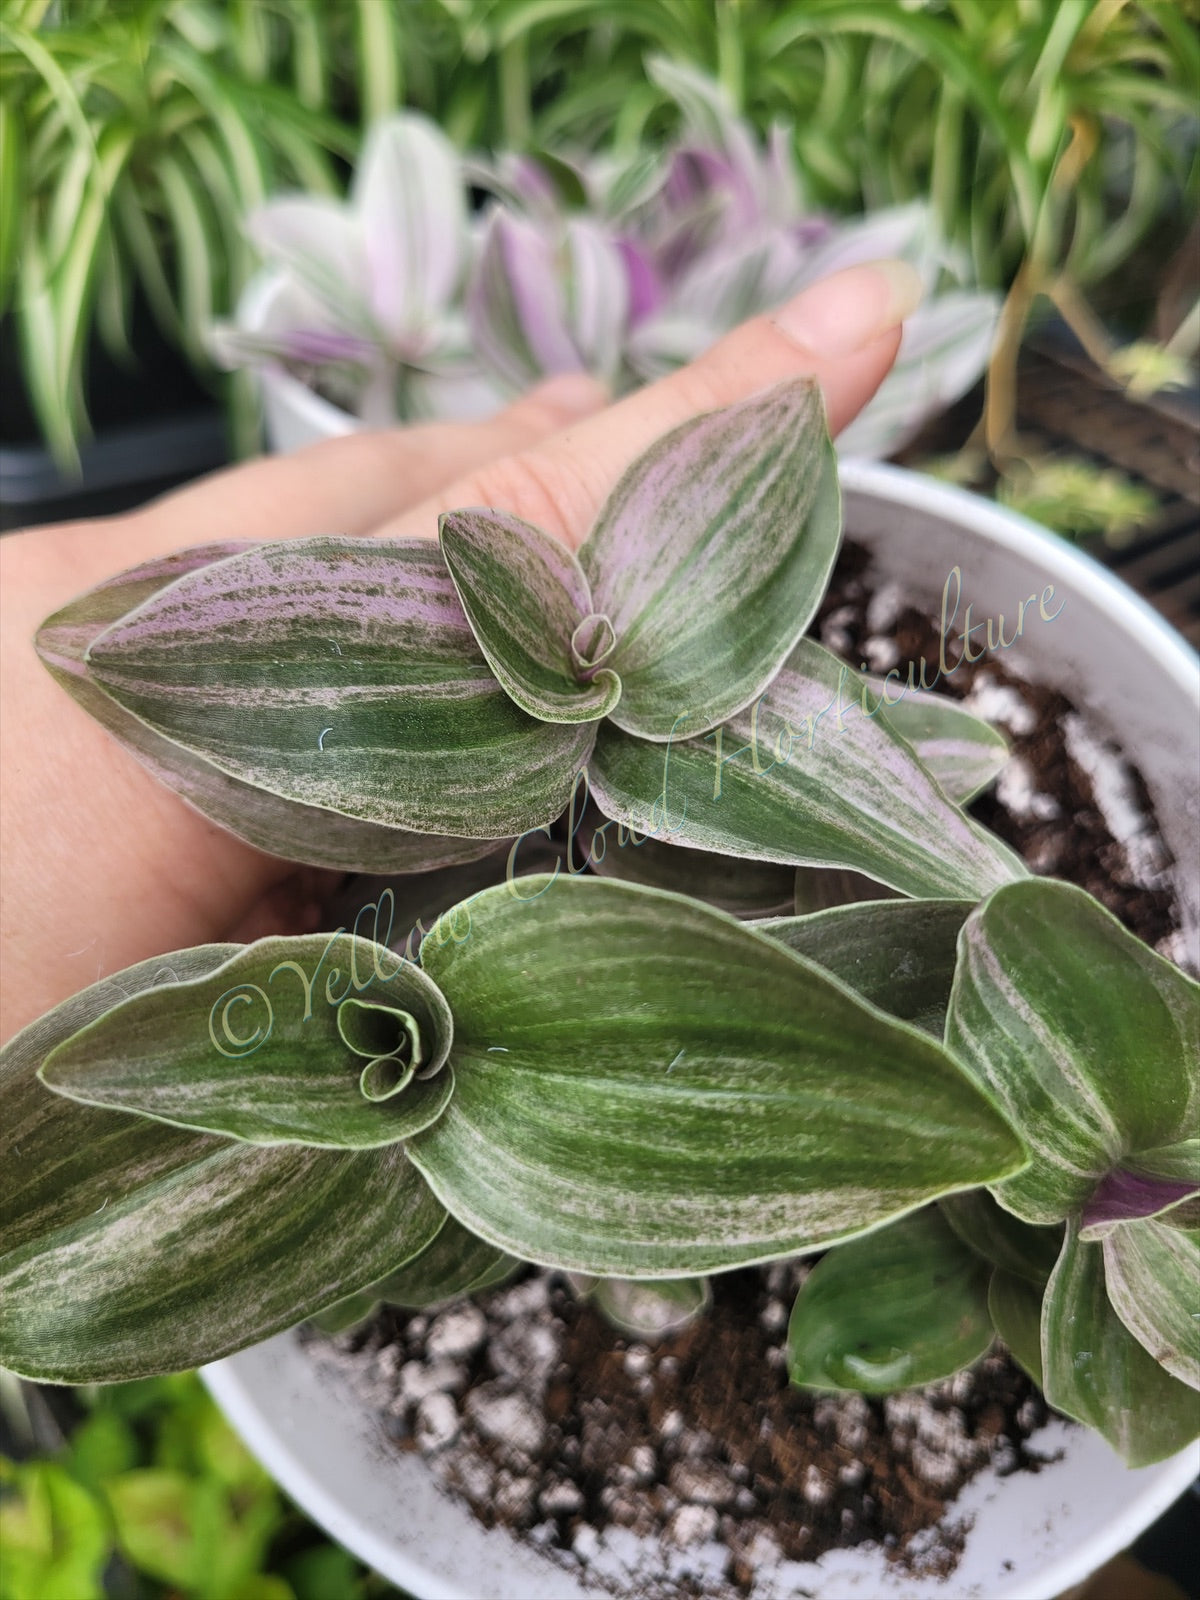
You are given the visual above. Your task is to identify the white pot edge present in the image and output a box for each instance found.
[203,459,1200,1600]
[238,271,362,452]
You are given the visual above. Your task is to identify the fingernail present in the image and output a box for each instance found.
[528,372,611,418]
[773,260,924,357]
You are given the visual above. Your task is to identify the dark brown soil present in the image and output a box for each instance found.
[814,541,1179,953]
[314,539,1184,1593]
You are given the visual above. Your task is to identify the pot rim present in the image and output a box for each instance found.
[205,458,1199,1600]
[238,270,361,439]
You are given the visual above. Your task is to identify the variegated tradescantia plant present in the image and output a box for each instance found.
[219,62,999,457]
[2,382,1196,1474]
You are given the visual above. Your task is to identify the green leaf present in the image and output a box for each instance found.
[1102,1217,1200,1390]
[312,1212,517,1332]
[372,1212,518,1306]
[940,1190,1063,1283]
[786,1208,994,1393]
[439,508,621,723]
[589,639,1025,899]
[580,378,841,740]
[0,1134,446,1382]
[83,537,593,839]
[1,946,237,1256]
[1041,1224,1200,1467]
[583,816,795,917]
[946,879,1200,1225]
[1,952,447,1381]
[36,545,504,873]
[40,935,454,1149]
[0,1461,109,1600]
[792,866,899,913]
[586,1275,712,1340]
[874,686,1009,803]
[987,1269,1045,1385]
[411,875,1025,1276]
[761,899,972,1036]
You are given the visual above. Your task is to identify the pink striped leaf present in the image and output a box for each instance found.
[37,545,505,873]
[0,946,446,1382]
[439,509,621,723]
[587,638,1026,900]
[579,378,841,740]
[946,880,1200,1227]
[82,537,594,840]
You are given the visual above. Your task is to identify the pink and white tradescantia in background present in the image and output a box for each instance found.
[217,60,999,459]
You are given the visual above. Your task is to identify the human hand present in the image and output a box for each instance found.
[0,259,920,1042]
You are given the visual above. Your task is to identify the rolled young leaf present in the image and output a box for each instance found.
[39,934,454,1148]
[84,537,593,839]
[588,638,1026,900]
[0,953,447,1381]
[579,378,841,740]
[946,880,1200,1226]
[786,1208,994,1393]
[411,876,1025,1276]
[439,509,620,723]
[1041,1224,1199,1467]
[37,545,502,873]
[1101,1216,1200,1390]
[760,899,973,1037]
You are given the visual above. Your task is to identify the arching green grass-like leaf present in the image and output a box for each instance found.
[588,639,1025,899]
[761,899,972,1037]
[1102,1217,1200,1390]
[786,1208,994,1393]
[580,378,841,740]
[84,538,593,839]
[439,508,620,723]
[946,880,1200,1226]
[39,935,454,1149]
[1041,1225,1200,1467]
[36,547,504,873]
[411,876,1025,1276]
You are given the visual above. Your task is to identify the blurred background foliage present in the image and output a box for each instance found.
[1,0,1196,464]
[0,1372,408,1600]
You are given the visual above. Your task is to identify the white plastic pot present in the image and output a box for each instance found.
[239,274,363,454]
[205,462,1200,1599]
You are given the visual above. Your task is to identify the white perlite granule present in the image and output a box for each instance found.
[961,673,1038,736]
[995,755,1061,821]
[1063,714,1169,888]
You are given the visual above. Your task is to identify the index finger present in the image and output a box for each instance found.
[371,260,922,550]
